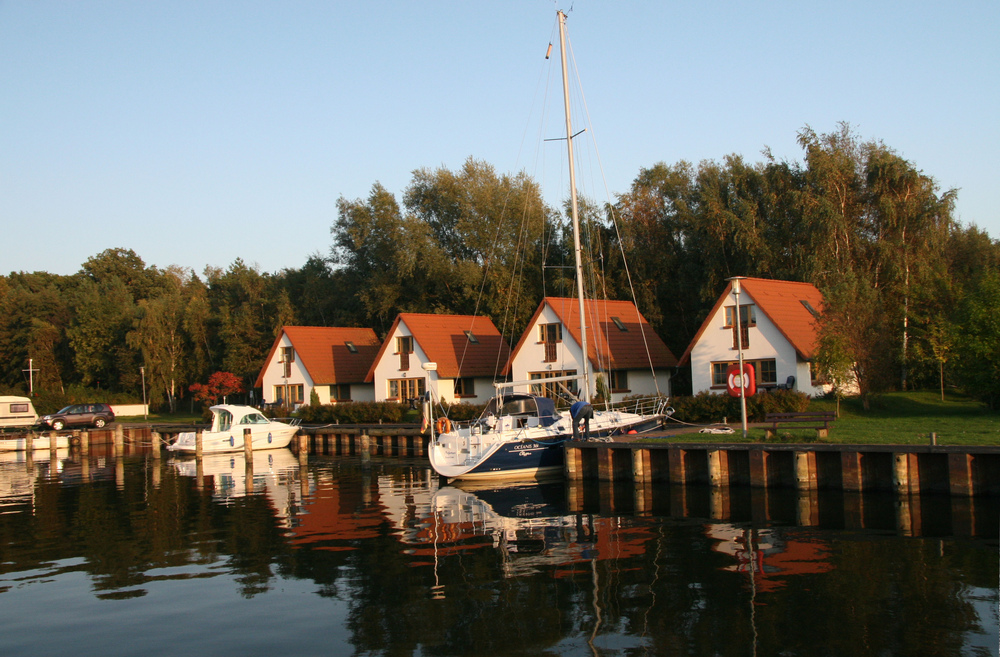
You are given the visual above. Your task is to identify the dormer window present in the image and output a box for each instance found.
[611,316,628,332]
[464,330,479,344]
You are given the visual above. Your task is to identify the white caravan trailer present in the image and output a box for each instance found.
[0,396,39,430]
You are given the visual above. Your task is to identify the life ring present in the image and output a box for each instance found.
[435,417,452,434]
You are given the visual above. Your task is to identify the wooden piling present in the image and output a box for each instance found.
[360,433,371,467]
[80,431,89,456]
[150,431,161,459]
[114,424,125,456]
[298,433,309,465]
[243,428,253,459]
[195,430,203,459]
[48,431,59,458]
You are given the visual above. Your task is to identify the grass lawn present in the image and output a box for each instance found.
[649,390,1000,446]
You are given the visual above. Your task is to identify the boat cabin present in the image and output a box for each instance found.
[482,394,560,430]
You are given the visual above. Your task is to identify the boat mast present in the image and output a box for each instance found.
[557,10,590,403]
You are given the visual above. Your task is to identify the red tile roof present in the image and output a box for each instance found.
[254,326,380,388]
[505,297,677,373]
[364,313,511,381]
[678,278,824,364]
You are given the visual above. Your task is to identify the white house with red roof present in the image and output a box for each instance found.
[365,313,511,404]
[678,278,828,396]
[504,297,677,403]
[255,326,381,406]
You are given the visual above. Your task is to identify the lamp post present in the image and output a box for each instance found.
[728,276,748,440]
[140,366,148,421]
[422,362,438,441]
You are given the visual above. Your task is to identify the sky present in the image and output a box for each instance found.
[2,1,998,278]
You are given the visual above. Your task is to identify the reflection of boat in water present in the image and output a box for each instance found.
[0,434,70,452]
[0,449,69,508]
[166,404,300,453]
[169,450,302,523]
[428,480,590,575]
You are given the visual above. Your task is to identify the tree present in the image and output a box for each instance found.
[951,272,1000,408]
[190,371,245,406]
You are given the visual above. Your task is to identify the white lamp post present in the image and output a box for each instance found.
[728,276,748,440]
[422,362,438,441]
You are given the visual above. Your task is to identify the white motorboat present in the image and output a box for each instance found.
[166,404,300,453]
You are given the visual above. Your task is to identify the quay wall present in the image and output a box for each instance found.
[565,442,1000,497]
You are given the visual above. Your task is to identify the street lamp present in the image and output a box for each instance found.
[422,362,438,441]
[728,276,748,440]
[140,366,148,422]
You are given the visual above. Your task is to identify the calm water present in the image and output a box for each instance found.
[0,449,996,657]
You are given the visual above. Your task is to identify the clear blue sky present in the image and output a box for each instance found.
[2,1,997,277]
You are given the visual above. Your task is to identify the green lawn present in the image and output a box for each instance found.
[650,391,1000,446]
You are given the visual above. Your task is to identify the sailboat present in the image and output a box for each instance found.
[427,11,672,481]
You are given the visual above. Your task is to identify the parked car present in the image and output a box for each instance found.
[39,403,115,431]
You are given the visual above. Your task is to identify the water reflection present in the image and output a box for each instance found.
[0,451,995,656]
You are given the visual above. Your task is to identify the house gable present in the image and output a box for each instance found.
[678,278,824,365]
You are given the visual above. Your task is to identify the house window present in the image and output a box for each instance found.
[800,300,820,319]
[529,370,578,400]
[610,369,629,392]
[711,359,777,388]
[611,316,628,332]
[345,341,358,354]
[464,331,478,344]
[280,346,295,378]
[273,384,304,405]
[388,377,425,402]
[454,377,475,397]
[330,384,351,401]
[396,336,413,371]
[539,323,562,362]
[724,305,757,328]
[725,305,756,350]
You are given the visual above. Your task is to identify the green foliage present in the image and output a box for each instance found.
[951,271,1000,409]
[292,401,408,425]
[670,389,810,424]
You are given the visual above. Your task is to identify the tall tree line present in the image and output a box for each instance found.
[2,126,998,410]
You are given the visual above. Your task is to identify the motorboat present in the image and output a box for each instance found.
[166,404,300,453]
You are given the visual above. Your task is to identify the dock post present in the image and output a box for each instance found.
[80,430,89,456]
[597,447,614,481]
[25,432,34,452]
[360,433,371,467]
[150,431,161,459]
[298,433,309,465]
[564,445,580,480]
[794,451,817,491]
[892,453,910,494]
[631,448,648,484]
[195,430,203,459]
[245,452,254,495]
[243,428,253,460]
[48,431,59,458]
[707,449,723,487]
[114,424,125,456]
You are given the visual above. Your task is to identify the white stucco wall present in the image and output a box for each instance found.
[371,320,432,403]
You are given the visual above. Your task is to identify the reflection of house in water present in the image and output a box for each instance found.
[706,523,833,593]
[169,451,303,527]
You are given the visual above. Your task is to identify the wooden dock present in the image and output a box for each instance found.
[564,441,1000,497]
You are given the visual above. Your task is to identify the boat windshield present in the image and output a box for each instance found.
[216,409,233,432]
[239,413,270,425]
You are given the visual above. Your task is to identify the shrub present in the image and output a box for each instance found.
[670,389,810,424]
[292,401,410,425]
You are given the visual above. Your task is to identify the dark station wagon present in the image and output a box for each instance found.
[39,403,115,431]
